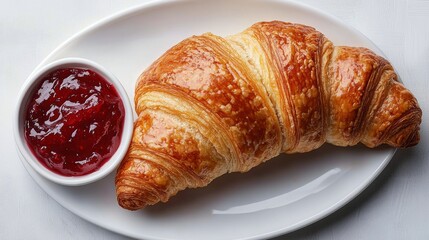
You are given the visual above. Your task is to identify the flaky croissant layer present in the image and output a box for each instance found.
[116,21,421,210]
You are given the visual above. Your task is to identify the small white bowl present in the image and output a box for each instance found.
[14,58,133,186]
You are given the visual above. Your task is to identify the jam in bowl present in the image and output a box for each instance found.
[14,58,133,186]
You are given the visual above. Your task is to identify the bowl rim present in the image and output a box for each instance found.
[13,57,134,186]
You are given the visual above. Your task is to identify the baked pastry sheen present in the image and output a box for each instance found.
[116,21,421,210]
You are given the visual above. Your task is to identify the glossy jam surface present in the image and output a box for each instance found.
[24,68,125,176]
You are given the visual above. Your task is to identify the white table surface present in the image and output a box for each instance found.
[1,0,428,239]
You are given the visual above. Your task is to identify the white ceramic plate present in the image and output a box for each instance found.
[19,0,396,239]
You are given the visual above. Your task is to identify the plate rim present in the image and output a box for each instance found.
[19,0,397,239]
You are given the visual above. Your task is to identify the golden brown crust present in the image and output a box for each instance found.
[116,21,422,210]
[116,110,227,209]
[250,22,327,153]
[135,34,282,170]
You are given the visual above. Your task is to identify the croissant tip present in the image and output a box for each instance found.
[385,123,421,148]
[401,129,420,148]
[117,195,147,211]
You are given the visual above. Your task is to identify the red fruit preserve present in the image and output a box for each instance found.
[24,68,125,176]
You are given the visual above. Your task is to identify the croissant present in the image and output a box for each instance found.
[115,21,421,210]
